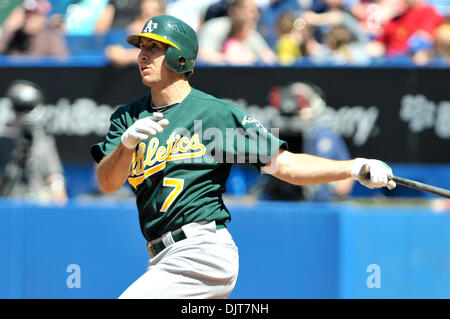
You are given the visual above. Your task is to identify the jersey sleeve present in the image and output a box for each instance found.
[90,107,127,163]
[220,105,288,171]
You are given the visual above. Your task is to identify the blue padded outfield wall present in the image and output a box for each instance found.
[1,199,449,299]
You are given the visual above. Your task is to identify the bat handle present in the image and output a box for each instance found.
[392,176,450,199]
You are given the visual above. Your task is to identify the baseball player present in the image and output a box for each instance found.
[91,15,396,299]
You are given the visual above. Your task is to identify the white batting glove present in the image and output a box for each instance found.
[121,112,169,149]
[351,158,396,190]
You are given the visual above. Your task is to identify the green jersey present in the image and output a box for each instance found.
[91,88,287,241]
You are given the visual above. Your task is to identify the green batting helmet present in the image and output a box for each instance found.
[126,15,198,74]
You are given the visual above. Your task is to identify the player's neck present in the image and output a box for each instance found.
[151,79,191,107]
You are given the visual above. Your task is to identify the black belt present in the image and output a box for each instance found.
[147,222,226,258]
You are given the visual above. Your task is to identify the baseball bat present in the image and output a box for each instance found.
[392,176,450,199]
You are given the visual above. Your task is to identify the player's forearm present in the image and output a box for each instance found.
[96,144,134,193]
[265,150,354,186]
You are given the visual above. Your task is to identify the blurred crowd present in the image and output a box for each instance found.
[0,0,449,66]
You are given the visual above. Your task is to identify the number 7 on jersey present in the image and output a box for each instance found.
[161,178,184,213]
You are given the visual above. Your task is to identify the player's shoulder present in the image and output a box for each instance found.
[189,88,238,114]
[110,95,150,125]
[114,95,149,116]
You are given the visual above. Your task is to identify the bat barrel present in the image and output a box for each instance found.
[392,176,450,199]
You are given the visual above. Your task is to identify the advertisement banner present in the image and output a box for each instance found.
[0,66,448,163]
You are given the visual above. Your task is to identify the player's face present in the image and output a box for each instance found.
[138,38,170,87]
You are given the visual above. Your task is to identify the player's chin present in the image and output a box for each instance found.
[140,75,155,87]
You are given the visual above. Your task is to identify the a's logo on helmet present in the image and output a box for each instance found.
[143,20,158,33]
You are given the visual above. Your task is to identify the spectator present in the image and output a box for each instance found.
[221,16,258,64]
[296,4,370,63]
[221,12,276,64]
[274,12,308,64]
[314,24,371,64]
[435,19,450,61]
[311,0,357,12]
[351,0,403,37]
[104,0,166,68]
[258,0,302,49]
[258,82,354,201]
[95,0,148,35]
[295,83,354,201]
[197,0,276,65]
[127,0,166,33]
[204,0,272,24]
[275,15,339,63]
[431,198,450,213]
[203,0,234,22]
[0,80,68,206]
[366,0,443,58]
[166,0,215,32]
[46,0,72,30]
[301,0,370,43]
[407,30,435,64]
[64,0,108,36]
[0,0,68,56]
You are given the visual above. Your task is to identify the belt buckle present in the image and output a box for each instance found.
[147,242,157,258]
